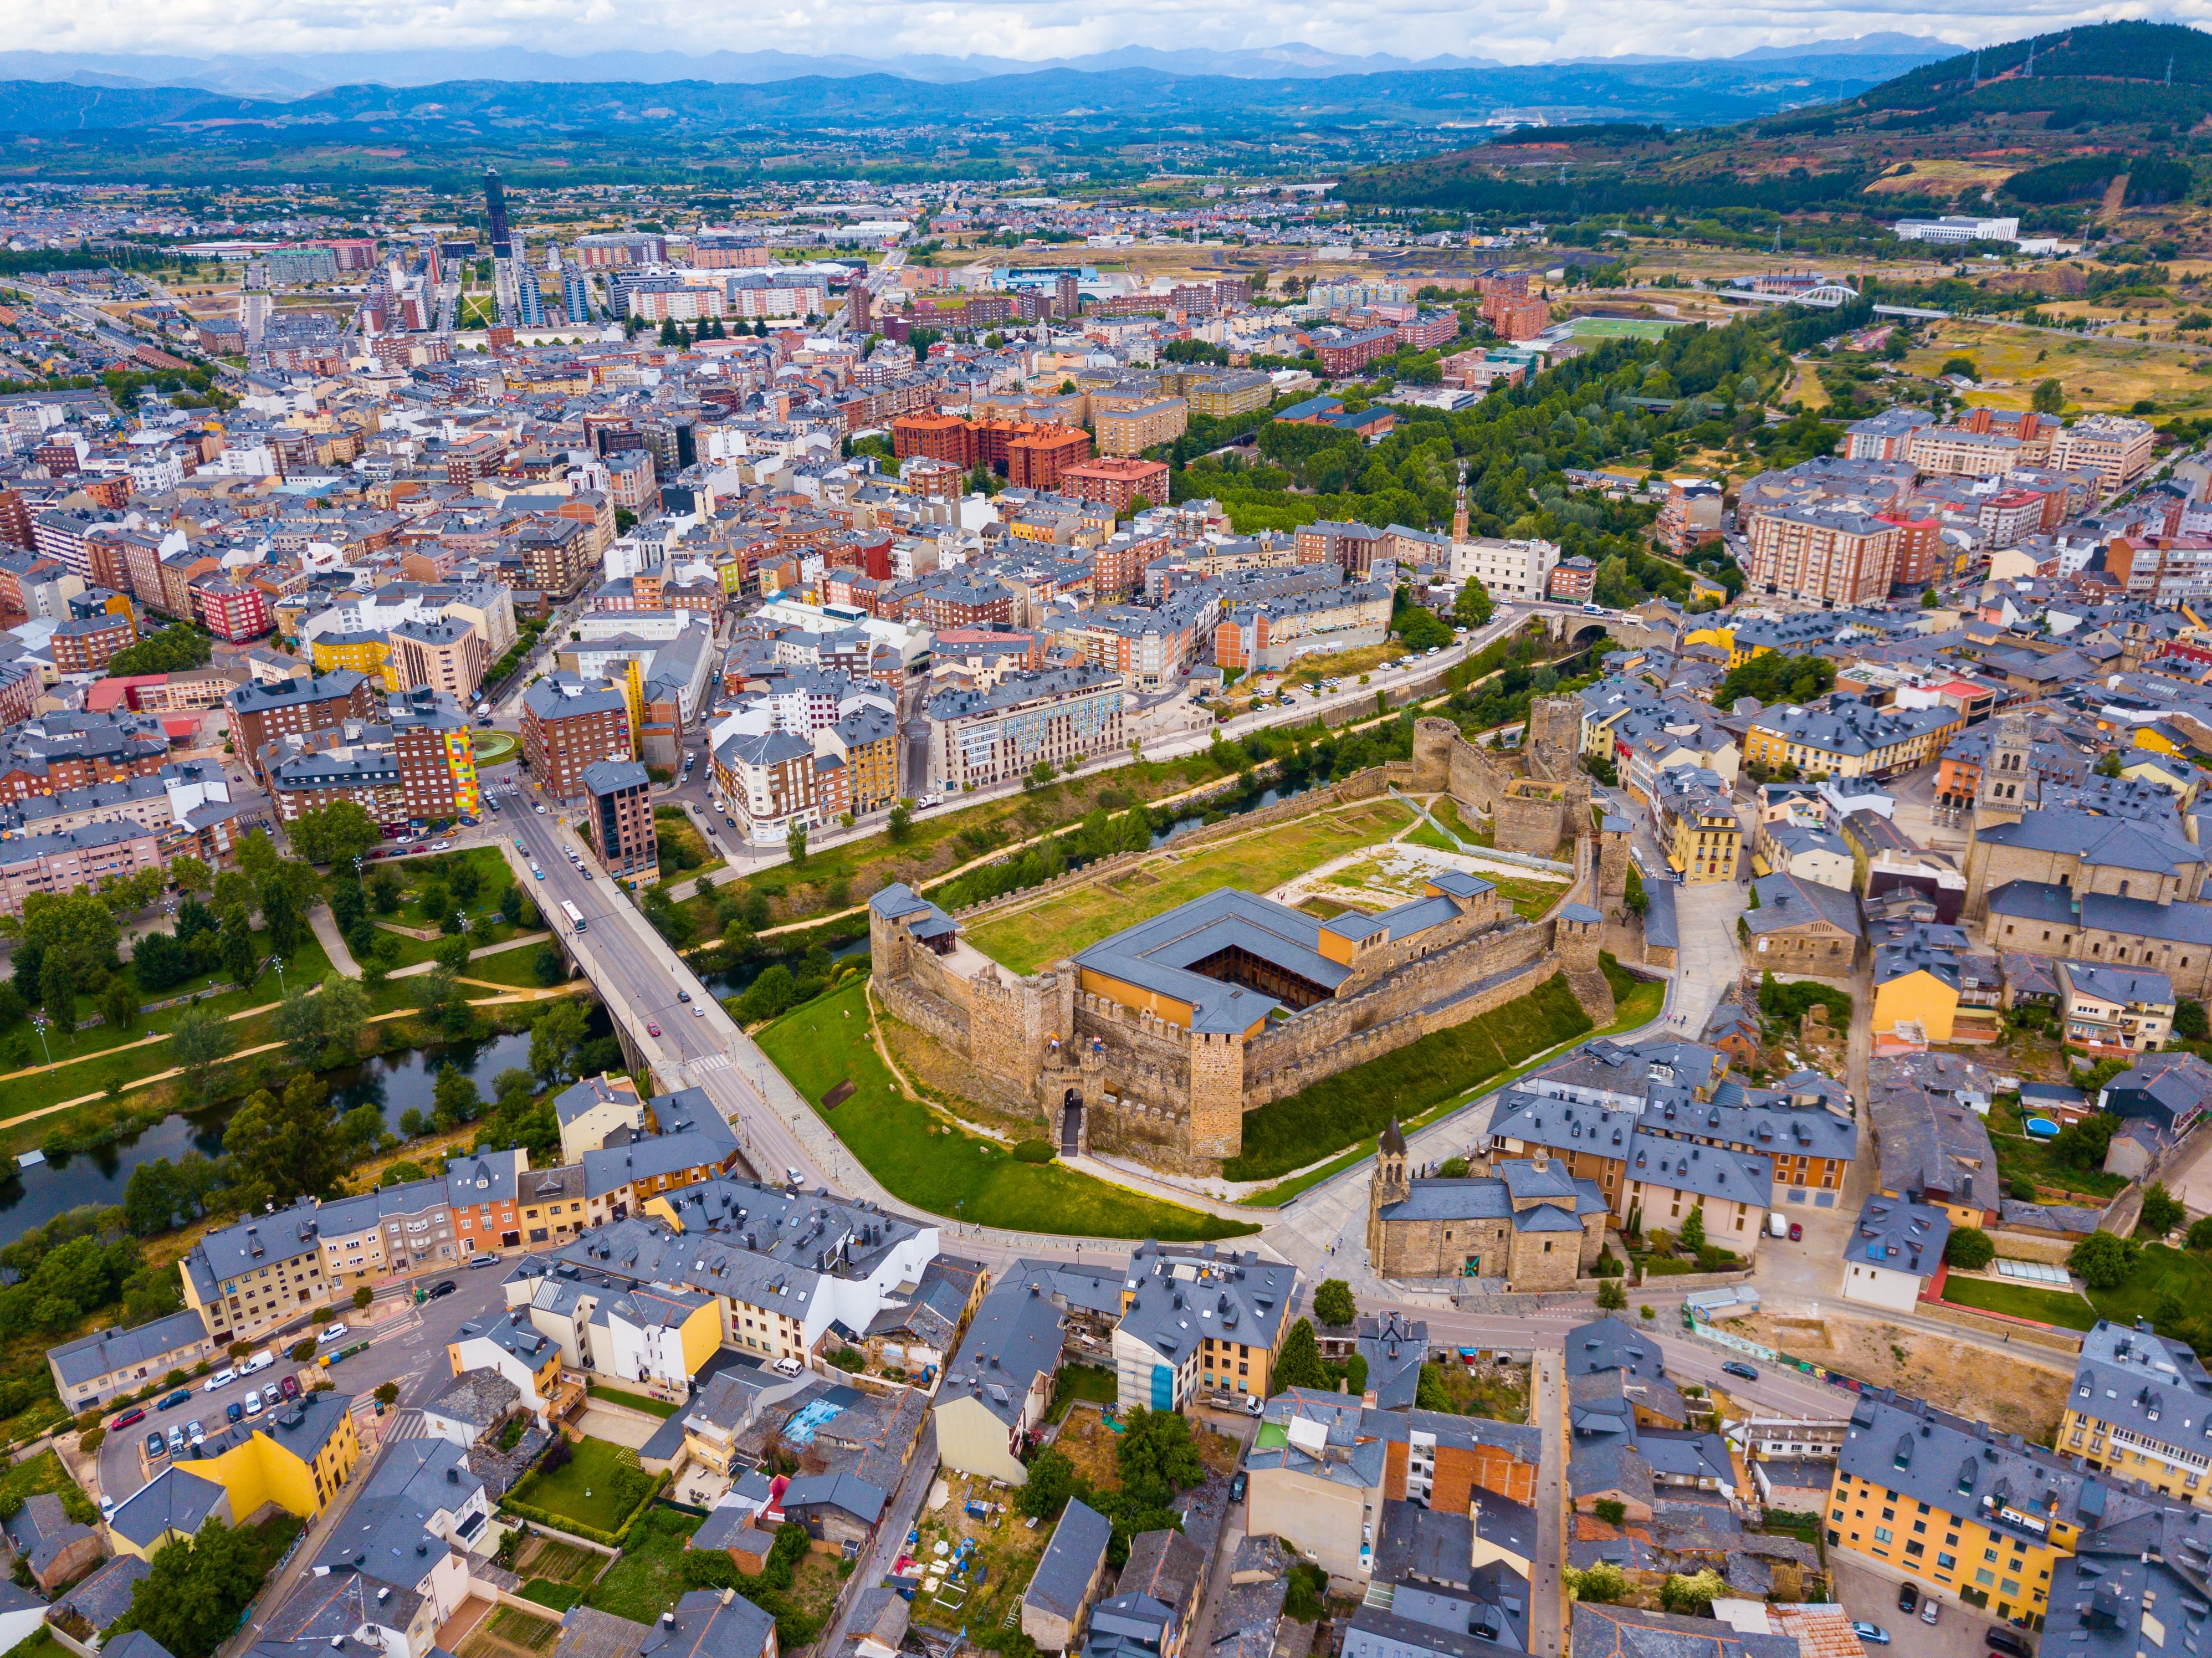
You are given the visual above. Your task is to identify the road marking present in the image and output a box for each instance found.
[692,1053,731,1073]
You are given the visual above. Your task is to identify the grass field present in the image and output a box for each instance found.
[1223,971,1595,1183]
[585,1508,698,1624]
[1569,316,1685,340]
[1045,1363,1121,1425]
[587,1384,679,1417]
[1940,1275,2098,1331]
[512,1437,649,1532]
[1903,320,2212,418]
[1240,955,1662,1205]
[963,799,1417,974]
[759,978,1256,1240]
[2086,1244,2212,1328]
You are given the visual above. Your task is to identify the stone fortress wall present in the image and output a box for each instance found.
[871,709,1623,1175]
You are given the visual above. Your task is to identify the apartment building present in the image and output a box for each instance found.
[390,618,488,701]
[1094,398,1188,458]
[2060,1320,2212,1506]
[1006,426,1093,491]
[228,670,383,782]
[447,1149,531,1256]
[1743,506,1898,606]
[1112,1243,1299,1413]
[1187,372,1273,418]
[194,579,273,642]
[714,727,843,846]
[583,758,657,877]
[1827,1391,2110,1625]
[180,1199,336,1344]
[0,821,165,918]
[313,1178,459,1292]
[1061,456,1170,513]
[48,1310,215,1410]
[1450,535,1560,601]
[1653,767,1740,884]
[263,692,480,829]
[1844,407,1937,463]
[926,664,1127,792]
[1309,326,1399,377]
[2051,414,2156,490]
[50,611,135,675]
[1742,700,1962,781]
[521,673,635,802]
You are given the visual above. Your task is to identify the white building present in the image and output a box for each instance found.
[1893,216,2021,244]
[1837,1196,1950,1314]
[1450,536,1560,601]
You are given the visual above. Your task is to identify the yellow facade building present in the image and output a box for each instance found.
[2059,1319,2212,1508]
[310,633,400,690]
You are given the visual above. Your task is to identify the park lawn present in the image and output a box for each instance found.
[758,979,1256,1241]
[371,916,526,970]
[585,1507,699,1624]
[2086,1244,2212,1327]
[587,1384,679,1418]
[464,941,564,990]
[380,846,519,931]
[1941,1275,2099,1331]
[964,799,1418,973]
[1223,972,1595,1183]
[515,1437,647,1532]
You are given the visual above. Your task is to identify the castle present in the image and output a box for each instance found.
[868,710,1635,1176]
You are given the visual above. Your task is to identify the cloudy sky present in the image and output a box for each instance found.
[1,0,2202,68]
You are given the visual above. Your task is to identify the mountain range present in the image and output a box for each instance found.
[0,35,1954,100]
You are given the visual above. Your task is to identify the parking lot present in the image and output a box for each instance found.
[1830,1554,2038,1658]
[104,1356,313,1489]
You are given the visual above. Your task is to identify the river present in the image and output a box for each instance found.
[0,1027,537,1235]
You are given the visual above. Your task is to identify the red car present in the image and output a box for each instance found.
[110,1406,146,1430]
[1788,1222,1804,1242]
[647,1022,661,1036]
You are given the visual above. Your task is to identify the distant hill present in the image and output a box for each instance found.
[1337,21,2212,223]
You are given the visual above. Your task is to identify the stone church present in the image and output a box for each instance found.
[1365,1120,1610,1288]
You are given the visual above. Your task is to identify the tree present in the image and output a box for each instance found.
[1921,587,1940,610]
[1660,1569,1725,1614]
[1595,1278,1629,1311]
[887,804,913,845]
[2071,1229,2141,1291]
[1311,1279,1356,1328]
[2140,1182,2186,1239]
[224,1074,342,1209]
[2190,1216,2212,1252]
[368,869,403,914]
[499,884,526,926]
[1269,1318,1329,1394]
[1945,1226,1995,1270]
[24,890,120,981]
[319,973,368,1059]
[449,862,482,908]
[169,854,212,897]
[109,1513,270,1658]
[123,1158,180,1237]
[786,822,808,867]
[39,949,73,1026]
[423,966,472,1037]
[531,999,591,1081]
[433,1063,483,1128]
[1016,1447,1078,1519]
[274,981,325,1067]
[2032,377,2066,414]
[1453,577,1494,628]
[217,904,258,989]
[532,945,567,986]
[2177,998,2209,1041]
[288,800,380,868]
[99,975,140,1032]
[1677,1203,1707,1253]
[432,935,471,973]
[1116,1408,1202,1508]
[168,1009,233,1103]
[1567,1563,1630,1604]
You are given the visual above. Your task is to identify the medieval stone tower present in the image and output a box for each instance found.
[1974,711,2034,830]
[1366,1118,1411,1258]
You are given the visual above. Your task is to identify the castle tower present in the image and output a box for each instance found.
[1367,1118,1411,1259]
[1974,710,2034,830]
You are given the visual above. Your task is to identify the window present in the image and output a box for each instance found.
[1875,1527,1894,1545]
[1938,1553,1958,1571]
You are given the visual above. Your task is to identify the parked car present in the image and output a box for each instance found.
[110,1407,145,1430]
[146,1430,166,1460]
[1229,1472,1247,1503]
[786,1167,803,1186]
[203,1368,235,1391]
[1853,1627,1890,1646]
[279,1375,301,1400]
[469,1254,500,1269]
[1788,1222,1804,1241]
[226,1402,243,1423]
[1898,1586,1918,1615]
[1722,1361,1759,1381]
[244,1394,263,1418]
[157,1389,189,1411]
[317,1323,349,1344]
[1921,1602,1940,1626]
[186,1420,205,1445]
[427,1280,458,1299]
[1986,1634,2030,1657]
[263,1384,281,1408]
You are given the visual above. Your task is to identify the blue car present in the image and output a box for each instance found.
[156,1389,190,1411]
[226,1402,243,1423]
[145,1430,166,1460]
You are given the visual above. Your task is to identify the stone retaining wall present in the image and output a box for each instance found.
[1919,1300,2085,1355]
[1986,1231,2077,1266]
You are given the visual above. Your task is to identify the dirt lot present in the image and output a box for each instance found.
[1902,321,2212,416]
[1730,1312,2071,1439]
[910,1466,1050,1635]
[1428,1359,1532,1423]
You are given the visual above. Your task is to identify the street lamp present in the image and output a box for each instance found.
[30,1015,50,1068]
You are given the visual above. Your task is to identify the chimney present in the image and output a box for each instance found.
[1362,1389,1379,1409]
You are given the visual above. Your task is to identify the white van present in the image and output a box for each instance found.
[1767,1212,1790,1239]
[240,1350,273,1374]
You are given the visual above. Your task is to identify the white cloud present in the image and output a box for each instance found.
[4,0,2209,70]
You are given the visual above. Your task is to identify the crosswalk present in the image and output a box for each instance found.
[383,1409,429,1441]
[691,1053,731,1073]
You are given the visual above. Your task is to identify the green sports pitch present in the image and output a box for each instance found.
[1568,316,1687,340]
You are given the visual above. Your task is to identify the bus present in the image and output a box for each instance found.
[561,900,586,935]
